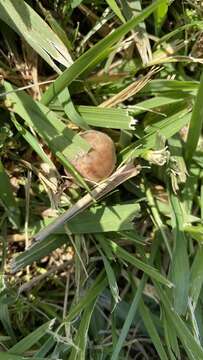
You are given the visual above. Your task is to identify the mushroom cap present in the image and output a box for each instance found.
[71,130,116,182]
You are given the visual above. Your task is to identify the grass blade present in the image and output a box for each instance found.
[35,203,140,235]
[41,0,166,105]
[185,72,203,165]
[154,0,169,35]
[3,81,90,190]
[0,0,72,72]
[168,189,190,315]
[69,299,96,360]
[11,234,67,273]
[190,245,203,308]
[0,160,20,228]
[120,109,191,161]
[0,355,51,360]
[9,320,55,355]
[139,299,169,360]
[105,238,173,287]
[105,0,125,23]
[111,234,161,359]
[65,271,108,323]
[11,114,56,169]
[156,284,203,360]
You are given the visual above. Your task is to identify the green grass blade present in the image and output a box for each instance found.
[41,0,166,105]
[111,275,146,360]
[77,106,134,130]
[0,0,72,72]
[35,203,140,234]
[0,303,16,343]
[58,88,89,130]
[0,355,52,360]
[120,109,191,161]
[158,21,203,44]
[12,203,140,272]
[106,0,125,23]
[190,245,203,308]
[11,114,56,169]
[162,310,181,360]
[156,284,203,360]
[168,189,190,315]
[98,246,120,305]
[0,160,20,228]
[11,235,67,273]
[3,81,90,190]
[105,238,173,287]
[9,319,55,355]
[154,0,169,35]
[33,336,55,358]
[185,72,203,165]
[129,95,186,116]
[139,299,169,360]
[69,299,96,360]
[111,235,161,359]
[3,82,90,159]
[140,79,198,95]
[53,104,134,130]
[65,271,108,322]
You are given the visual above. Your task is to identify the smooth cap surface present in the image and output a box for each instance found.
[71,130,116,182]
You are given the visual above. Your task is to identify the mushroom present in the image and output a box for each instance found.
[70,130,116,182]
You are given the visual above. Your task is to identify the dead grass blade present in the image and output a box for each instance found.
[99,67,159,108]
[31,162,141,244]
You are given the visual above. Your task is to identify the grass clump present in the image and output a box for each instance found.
[0,0,203,359]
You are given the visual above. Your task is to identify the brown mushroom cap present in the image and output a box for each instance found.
[71,130,116,182]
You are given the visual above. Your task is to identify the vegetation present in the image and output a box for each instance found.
[0,0,203,359]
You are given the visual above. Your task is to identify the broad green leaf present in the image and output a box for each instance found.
[34,203,140,235]
[12,203,140,272]
[52,104,134,130]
